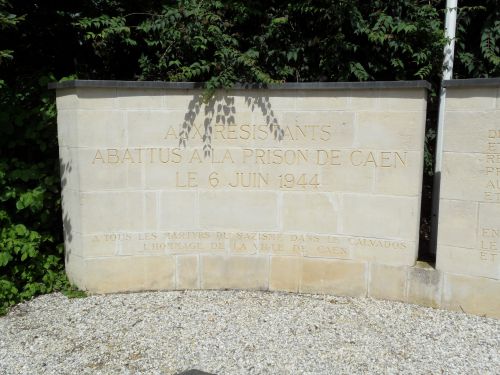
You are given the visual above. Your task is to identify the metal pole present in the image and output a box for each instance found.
[431,0,458,254]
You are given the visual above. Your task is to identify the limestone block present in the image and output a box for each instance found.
[320,157,375,194]
[82,233,117,258]
[355,112,424,151]
[127,111,189,147]
[80,192,156,233]
[57,110,78,147]
[282,192,339,233]
[117,89,164,109]
[64,229,83,258]
[76,88,117,109]
[373,151,423,196]
[348,91,379,111]
[201,255,269,290]
[436,245,498,279]
[437,199,478,249]
[446,87,497,111]
[60,188,82,239]
[59,146,80,191]
[342,194,419,241]
[407,263,441,308]
[443,111,500,153]
[442,273,500,318]
[159,191,198,231]
[199,191,278,231]
[164,90,202,110]
[176,255,200,289]
[300,258,367,296]
[56,90,79,110]
[295,91,348,111]
[269,256,301,292]
[369,263,407,302]
[377,89,427,112]
[65,253,86,289]
[440,152,487,201]
[73,110,127,148]
[84,255,175,293]
[251,91,296,111]
[78,148,129,191]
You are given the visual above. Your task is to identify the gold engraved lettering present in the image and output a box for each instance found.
[107,148,120,163]
[240,124,251,140]
[92,149,105,164]
[229,172,269,188]
[211,149,234,164]
[487,154,500,163]
[350,238,407,250]
[395,151,407,167]
[189,149,203,163]
[320,125,332,141]
[380,151,392,167]
[211,242,225,250]
[482,228,500,237]
[487,141,500,153]
[488,129,500,138]
[480,251,498,261]
[257,125,268,140]
[350,150,363,166]
[176,171,198,187]
[138,232,157,240]
[481,240,498,251]
[255,149,265,164]
[486,167,500,176]
[486,179,500,189]
[164,125,178,139]
[122,149,135,163]
[227,124,237,139]
[214,124,225,139]
[350,150,407,168]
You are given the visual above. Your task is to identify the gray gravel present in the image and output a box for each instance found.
[0,290,499,375]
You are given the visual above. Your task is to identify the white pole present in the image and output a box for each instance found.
[431,0,458,254]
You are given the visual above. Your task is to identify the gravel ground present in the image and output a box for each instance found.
[0,290,499,375]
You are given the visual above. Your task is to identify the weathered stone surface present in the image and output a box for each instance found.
[436,80,500,316]
[442,273,500,318]
[407,262,442,309]
[55,84,428,306]
[437,81,500,283]
[300,258,367,297]
[369,263,407,302]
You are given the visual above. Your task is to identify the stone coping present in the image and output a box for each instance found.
[443,77,500,88]
[48,79,432,90]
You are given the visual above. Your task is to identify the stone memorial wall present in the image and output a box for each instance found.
[53,80,427,295]
[51,79,500,318]
[436,78,500,316]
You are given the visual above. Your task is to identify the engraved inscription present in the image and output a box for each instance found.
[484,129,500,202]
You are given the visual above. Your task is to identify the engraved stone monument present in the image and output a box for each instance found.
[51,80,428,297]
[436,78,500,316]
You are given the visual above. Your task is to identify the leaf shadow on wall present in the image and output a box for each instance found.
[178,90,283,155]
[59,156,73,264]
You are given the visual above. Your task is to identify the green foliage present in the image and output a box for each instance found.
[0,75,73,315]
[74,0,446,86]
[0,0,498,314]
[454,0,500,77]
